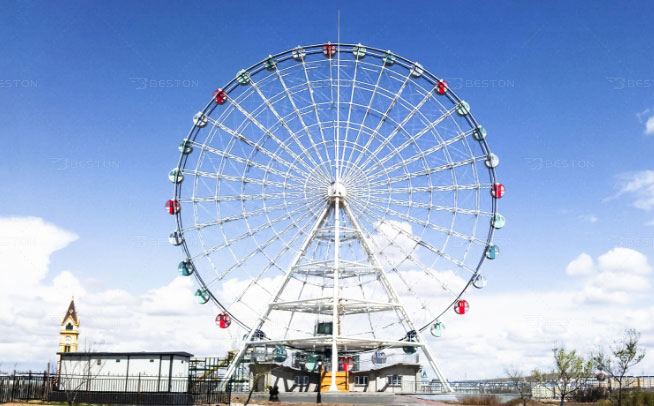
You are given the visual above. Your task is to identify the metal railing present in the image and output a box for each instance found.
[0,372,53,403]
[0,372,231,405]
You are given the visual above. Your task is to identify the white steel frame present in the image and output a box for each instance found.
[170,43,502,394]
[220,187,452,391]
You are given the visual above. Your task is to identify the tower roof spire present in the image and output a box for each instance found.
[62,297,78,324]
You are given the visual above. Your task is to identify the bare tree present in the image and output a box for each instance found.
[593,329,646,406]
[536,347,593,406]
[506,368,535,406]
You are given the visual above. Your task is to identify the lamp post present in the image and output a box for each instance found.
[317,360,322,404]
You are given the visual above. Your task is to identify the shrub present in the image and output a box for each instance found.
[459,395,502,405]
[623,391,654,406]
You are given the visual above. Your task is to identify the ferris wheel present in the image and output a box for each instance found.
[167,43,504,391]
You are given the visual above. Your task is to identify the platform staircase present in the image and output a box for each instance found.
[320,370,349,392]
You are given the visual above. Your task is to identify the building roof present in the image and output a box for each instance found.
[58,351,194,357]
[62,298,78,325]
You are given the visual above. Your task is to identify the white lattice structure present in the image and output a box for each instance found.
[167,43,505,392]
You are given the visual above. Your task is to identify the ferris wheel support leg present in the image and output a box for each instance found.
[418,340,453,393]
[219,207,331,392]
[342,203,453,392]
[219,340,250,391]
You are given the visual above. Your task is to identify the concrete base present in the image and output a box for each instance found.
[230,391,445,405]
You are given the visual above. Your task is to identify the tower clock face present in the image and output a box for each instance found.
[65,336,71,344]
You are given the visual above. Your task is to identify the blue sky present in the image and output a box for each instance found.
[2,1,653,377]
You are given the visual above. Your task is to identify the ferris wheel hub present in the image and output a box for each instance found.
[328,181,347,200]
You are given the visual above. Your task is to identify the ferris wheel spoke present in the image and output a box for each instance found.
[361,107,460,177]
[213,209,315,285]
[391,265,436,319]
[343,60,387,172]
[353,87,434,173]
[363,136,461,184]
[364,199,487,247]
[273,189,326,242]
[189,169,306,192]
[367,156,484,188]
[347,72,413,173]
[183,190,305,203]
[356,272,378,339]
[189,198,305,232]
[249,78,327,176]
[226,98,317,176]
[199,143,307,185]
[211,213,315,308]
[359,202,478,272]
[274,69,332,180]
[198,202,315,260]
[300,59,334,174]
[367,183,489,195]
[367,195,491,217]
[353,206,459,295]
[338,56,361,179]
[204,116,309,180]
[282,283,307,339]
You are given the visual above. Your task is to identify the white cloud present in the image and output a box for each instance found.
[0,217,78,290]
[0,217,221,371]
[2,216,653,381]
[566,253,594,275]
[616,170,654,211]
[645,116,654,135]
[597,247,652,275]
[422,288,654,380]
[585,215,599,223]
[566,248,652,304]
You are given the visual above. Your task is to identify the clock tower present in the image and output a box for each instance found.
[58,297,80,354]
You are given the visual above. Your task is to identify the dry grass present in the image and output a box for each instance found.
[458,395,503,405]
[453,396,555,406]
[502,399,550,406]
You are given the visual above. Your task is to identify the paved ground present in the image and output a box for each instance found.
[230,392,450,405]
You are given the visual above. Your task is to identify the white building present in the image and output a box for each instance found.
[57,352,193,393]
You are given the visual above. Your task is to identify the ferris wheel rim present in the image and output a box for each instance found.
[170,42,501,334]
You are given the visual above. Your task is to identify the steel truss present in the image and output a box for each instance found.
[220,189,453,392]
[169,43,503,395]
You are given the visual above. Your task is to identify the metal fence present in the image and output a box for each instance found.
[0,372,53,403]
[0,372,230,405]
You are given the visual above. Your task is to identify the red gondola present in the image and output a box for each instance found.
[454,299,469,315]
[341,357,354,372]
[216,313,231,329]
[166,199,180,214]
[322,43,336,58]
[491,183,505,198]
[213,89,228,104]
[436,79,448,95]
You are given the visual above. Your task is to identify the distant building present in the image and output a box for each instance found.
[59,297,80,353]
[58,352,193,378]
[57,297,80,373]
[57,352,193,393]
